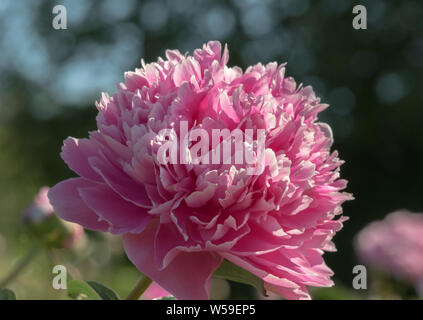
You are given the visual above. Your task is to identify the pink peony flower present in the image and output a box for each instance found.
[355,210,423,296]
[49,41,352,299]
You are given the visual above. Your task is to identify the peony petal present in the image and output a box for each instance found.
[264,282,310,300]
[61,137,103,182]
[184,183,217,208]
[89,155,152,208]
[154,221,201,270]
[78,184,151,234]
[141,282,171,300]
[123,221,222,300]
[230,221,288,255]
[220,252,310,299]
[48,178,109,231]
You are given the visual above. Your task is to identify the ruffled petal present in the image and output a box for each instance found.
[89,155,152,208]
[61,137,103,182]
[220,252,311,300]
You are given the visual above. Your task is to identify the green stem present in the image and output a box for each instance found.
[126,276,152,300]
[0,245,39,288]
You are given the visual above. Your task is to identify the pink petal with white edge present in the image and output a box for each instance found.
[220,252,310,300]
[61,137,103,182]
[154,221,201,270]
[89,155,152,208]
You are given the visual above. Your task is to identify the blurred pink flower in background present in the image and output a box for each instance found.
[24,187,84,249]
[24,187,54,223]
[355,210,423,296]
[49,41,352,299]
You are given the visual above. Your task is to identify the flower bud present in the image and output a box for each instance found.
[24,187,85,249]
[24,187,53,223]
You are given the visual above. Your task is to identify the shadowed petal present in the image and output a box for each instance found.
[78,184,152,234]
[220,252,310,300]
[89,155,152,208]
[48,178,109,231]
[154,221,201,270]
[123,221,223,300]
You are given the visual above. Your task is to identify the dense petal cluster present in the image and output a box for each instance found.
[49,41,352,299]
[355,210,423,296]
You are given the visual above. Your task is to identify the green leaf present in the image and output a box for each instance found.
[87,281,120,300]
[153,296,176,300]
[213,259,265,296]
[67,280,101,300]
[67,280,120,300]
[0,288,16,300]
[311,286,360,300]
